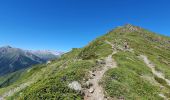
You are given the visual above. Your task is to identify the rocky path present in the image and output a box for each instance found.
[84,41,117,100]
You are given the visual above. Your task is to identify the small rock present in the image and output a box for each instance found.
[46,61,51,65]
[89,74,95,79]
[118,96,125,100]
[89,87,95,93]
[85,81,93,89]
[80,90,85,96]
[96,59,106,65]
[92,73,96,76]
[160,86,164,90]
[104,96,107,98]
[90,76,94,79]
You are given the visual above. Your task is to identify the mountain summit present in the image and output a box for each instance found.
[0,25,170,100]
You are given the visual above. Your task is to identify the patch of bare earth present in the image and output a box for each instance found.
[84,41,117,100]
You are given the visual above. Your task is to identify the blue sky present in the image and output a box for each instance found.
[0,0,170,51]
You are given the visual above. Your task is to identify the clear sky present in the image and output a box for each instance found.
[0,0,170,52]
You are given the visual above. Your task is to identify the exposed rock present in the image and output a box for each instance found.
[160,86,164,90]
[83,78,86,81]
[118,96,125,100]
[89,87,95,93]
[85,81,93,89]
[124,24,140,32]
[124,41,129,49]
[46,61,51,65]
[89,71,96,79]
[92,73,96,77]
[68,81,82,91]
[96,59,106,65]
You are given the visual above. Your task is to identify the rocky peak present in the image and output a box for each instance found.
[123,24,141,32]
[115,24,141,33]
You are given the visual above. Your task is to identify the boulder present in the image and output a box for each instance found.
[68,81,82,91]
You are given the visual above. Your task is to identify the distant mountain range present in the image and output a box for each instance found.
[28,50,63,60]
[0,46,63,76]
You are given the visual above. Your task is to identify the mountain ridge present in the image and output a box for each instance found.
[26,50,64,60]
[0,24,170,100]
[0,46,63,76]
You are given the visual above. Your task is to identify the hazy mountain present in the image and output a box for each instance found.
[29,50,64,60]
[1,24,170,100]
[0,46,62,76]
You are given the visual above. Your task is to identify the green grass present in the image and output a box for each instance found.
[103,68,161,100]
[6,48,95,100]
[1,25,170,100]
[10,60,95,100]
[79,37,112,60]
[103,52,161,100]
[101,26,170,99]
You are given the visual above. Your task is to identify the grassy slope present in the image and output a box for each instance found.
[0,69,26,88]
[102,26,170,99]
[8,37,113,100]
[0,25,170,100]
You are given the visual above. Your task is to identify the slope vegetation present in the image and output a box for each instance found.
[1,24,170,100]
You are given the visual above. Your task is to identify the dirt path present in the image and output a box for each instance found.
[0,96,3,100]
[140,55,170,85]
[0,81,34,100]
[84,41,117,100]
[140,55,170,99]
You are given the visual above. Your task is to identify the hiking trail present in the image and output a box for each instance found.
[140,55,170,99]
[84,41,117,100]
